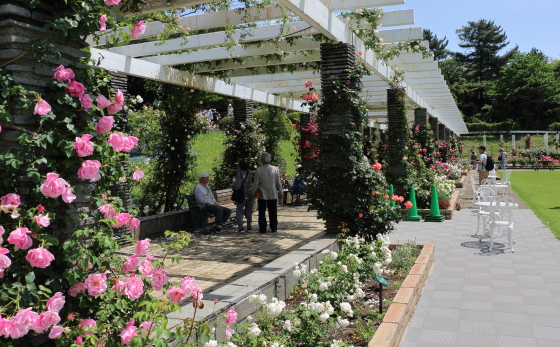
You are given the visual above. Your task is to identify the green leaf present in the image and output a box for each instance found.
[25,271,35,284]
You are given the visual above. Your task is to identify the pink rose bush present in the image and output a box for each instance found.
[73,134,95,157]
[26,247,55,268]
[77,160,102,182]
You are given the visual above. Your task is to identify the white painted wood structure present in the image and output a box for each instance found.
[89,0,468,134]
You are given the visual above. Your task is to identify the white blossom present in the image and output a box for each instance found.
[319,312,330,322]
[283,320,292,332]
[247,323,261,338]
[340,302,353,317]
[337,317,350,328]
[204,341,218,347]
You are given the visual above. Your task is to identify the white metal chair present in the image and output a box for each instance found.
[481,178,508,195]
[501,170,512,194]
[473,186,497,235]
[470,176,478,201]
[483,195,515,253]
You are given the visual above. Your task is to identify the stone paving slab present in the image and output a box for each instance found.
[394,187,560,346]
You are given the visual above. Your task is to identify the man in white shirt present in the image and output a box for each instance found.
[194,172,231,232]
[473,145,489,184]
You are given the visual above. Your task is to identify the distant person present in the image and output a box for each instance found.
[470,150,477,170]
[204,106,213,125]
[227,104,234,117]
[252,152,283,233]
[212,108,219,126]
[499,148,506,169]
[227,159,253,232]
[194,172,231,233]
[472,145,489,184]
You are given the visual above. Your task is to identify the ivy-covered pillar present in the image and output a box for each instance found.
[386,88,408,196]
[299,112,313,172]
[233,98,253,127]
[429,116,439,139]
[444,127,451,142]
[414,107,428,129]
[438,123,445,141]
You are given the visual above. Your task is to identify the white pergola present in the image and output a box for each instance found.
[89,0,468,135]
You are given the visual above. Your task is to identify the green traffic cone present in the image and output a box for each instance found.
[425,185,445,222]
[403,186,422,221]
[389,184,396,207]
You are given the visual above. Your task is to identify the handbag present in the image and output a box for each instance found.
[231,170,249,203]
[252,189,261,199]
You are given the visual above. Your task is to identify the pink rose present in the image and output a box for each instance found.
[78,318,97,335]
[26,247,55,268]
[40,173,67,198]
[302,94,311,101]
[98,204,115,219]
[180,276,196,295]
[10,308,39,338]
[49,325,64,339]
[192,284,203,301]
[0,248,11,278]
[139,259,155,278]
[372,162,382,171]
[80,94,94,109]
[84,273,108,296]
[358,50,363,55]
[99,14,107,31]
[73,134,94,157]
[1,193,21,206]
[135,239,150,256]
[113,213,132,228]
[113,274,144,300]
[34,99,51,116]
[122,136,139,152]
[47,292,65,313]
[104,0,122,5]
[8,227,32,250]
[119,319,138,345]
[304,80,312,87]
[96,95,112,110]
[94,116,114,134]
[77,160,102,182]
[121,254,138,273]
[61,187,76,203]
[131,21,146,39]
[34,214,50,227]
[140,320,152,330]
[67,81,86,98]
[107,102,123,115]
[52,65,75,82]
[38,204,44,212]
[225,307,237,326]
[68,282,86,297]
[127,218,140,231]
[107,133,125,152]
[311,93,318,102]
[404,201,413,209]
[132,168,144,181]
[34,311,61,333]
[151,269,169,291]
[166,286,185,303]
[115,90,124,105]
[76,336,83,345]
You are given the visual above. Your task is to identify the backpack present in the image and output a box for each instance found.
[484,154,495,171]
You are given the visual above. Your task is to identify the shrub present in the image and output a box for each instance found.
[548,122,560,131]
[465,121,521,132]
[286,112,301,124]
[219,116,234,132]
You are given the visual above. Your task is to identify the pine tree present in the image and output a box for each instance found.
[423,29,450,61]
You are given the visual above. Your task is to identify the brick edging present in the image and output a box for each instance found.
[368,243,435,347]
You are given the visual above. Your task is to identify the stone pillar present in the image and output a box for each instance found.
[438,123,445,141]
[414,108,428,129]
[233,98,253,127]
[444,127,450,142]
[386,89,408,194]
[429,117,439,139]
[299,113,312,172]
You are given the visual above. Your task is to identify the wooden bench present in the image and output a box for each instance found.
[186,189,236,233]
[286,179,307,205]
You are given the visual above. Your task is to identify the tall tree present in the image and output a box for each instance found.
[423,29,450,61]
[453,19,517,121]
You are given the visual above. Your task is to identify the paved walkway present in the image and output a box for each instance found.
[119,204,325,294]
[394,174,560,346]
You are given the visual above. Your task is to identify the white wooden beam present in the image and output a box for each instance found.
[375,27,423,42]
[231,70,318,84]
[328,0,405,11]
[196,52,320,72]
[89,48,308,112]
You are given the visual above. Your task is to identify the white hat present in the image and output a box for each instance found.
[198,172,210,178]
[296,164,302,169]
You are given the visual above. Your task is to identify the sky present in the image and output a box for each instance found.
[389,0,560,60]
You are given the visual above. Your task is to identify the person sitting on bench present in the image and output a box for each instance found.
[194,172,231,233]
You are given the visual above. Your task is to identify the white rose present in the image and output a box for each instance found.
[319,312,329,322]
[204,341,218,347]
[247,323,261,338]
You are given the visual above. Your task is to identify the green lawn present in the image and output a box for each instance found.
[506,171,560,238]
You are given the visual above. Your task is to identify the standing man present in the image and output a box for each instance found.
[252,152,283,233]
[194,172,231,233]
[472,145,489,184]
[499,148,507,169]
[470,150,477,170]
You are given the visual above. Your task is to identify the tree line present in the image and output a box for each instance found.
[424,20,560,130]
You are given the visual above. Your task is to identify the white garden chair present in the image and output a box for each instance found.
[483,195,515,253]
[473,186,497,235]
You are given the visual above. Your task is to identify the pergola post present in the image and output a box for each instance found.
[438,123,445,141]
[444,127,451,142]
[233,98,253,127]
[386,88,408,196]
[429,117,439,139]
[414,107,428,129]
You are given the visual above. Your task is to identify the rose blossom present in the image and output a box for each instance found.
[115,90,124,105]
[226,307,238,326]
[49,326,64,339]
[77,160,102,182]
[34,311,61,333]
[304,80,312,87]
[181,276,196,295]
[99,14,107,31]
[26,247,55,268]
[1,193,21,206]
[104,0,122,5]
[372,162,382,171]
[52,65,75,82]
[151,269,169,291]
[127,218,140,231]
[34,214,50,227]
[311,94,318,102]
[76,336,83,345]
[98,204,115,219]
[139,259,155,278]
[121,254,139,273]
[8,227,32,249]
[78,318,97,335]
[302,94,311,101]
[84,273,108,296]
[113,274,144,300]
[107,102,122,115]
[40,173,67,198]
[166,286,185,303]
[9,308,39,338]
[136,239,150,256]
[122,136,139,152]
[47,292,65,313]
[96,95,112,110]
[132,168,144,181]
[113,213,132,228]
[131,21,146,39]
[73,134,94,157]
[192,284,203,301]
[34,99,51,115]
[94,116,114,134]
[107,133,125,152]
[0,248,11,278]
[62,187,76,203]
[67,81,86,98]
[68,282,86,297]
[119,319,138,345]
